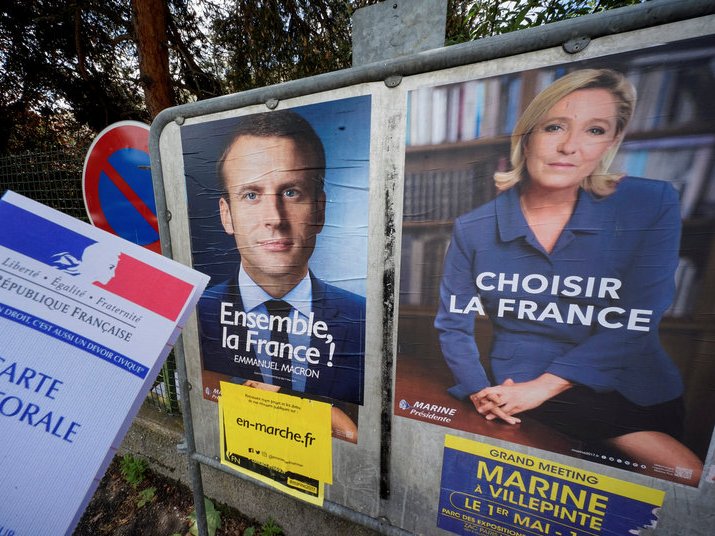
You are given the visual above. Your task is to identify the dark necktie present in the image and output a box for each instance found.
[264,299,292,389]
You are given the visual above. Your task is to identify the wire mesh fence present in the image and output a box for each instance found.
[0,148,89,221]
[0,148,182,414]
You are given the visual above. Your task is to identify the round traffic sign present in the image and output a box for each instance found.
[83,121,160,253]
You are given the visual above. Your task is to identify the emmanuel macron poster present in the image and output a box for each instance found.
[395,36,715,488]
[181,96,371,410]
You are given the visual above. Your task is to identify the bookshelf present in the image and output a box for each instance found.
[398,36,715,459]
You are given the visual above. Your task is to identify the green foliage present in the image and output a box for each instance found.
[1,0,647,154]
[0,0,216,153]
[137,486,156,508]
[119,454,148,488]
[447,0,645,43]
[188,497,222,536]
[258,518,284,536]
[243,518,284,536]
[210,1,379,94]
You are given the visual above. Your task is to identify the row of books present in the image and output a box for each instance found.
[399,231,450,307]
[402,166,497,222]
[611,136,715,218]
[403,137,715,221]
[626,68,682,133]
[406,68,563,147]
[407,55,713,147]
[625,46,715,134]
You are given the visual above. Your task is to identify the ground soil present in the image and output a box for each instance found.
[73,456,271,536]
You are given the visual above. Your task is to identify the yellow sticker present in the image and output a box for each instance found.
[218,382,332,504]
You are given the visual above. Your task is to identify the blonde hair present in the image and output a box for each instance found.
[494,68,636,196]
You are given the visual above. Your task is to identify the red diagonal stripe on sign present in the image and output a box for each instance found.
[102,161,159,232]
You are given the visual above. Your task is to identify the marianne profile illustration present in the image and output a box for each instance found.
[53,242,120,285]
[52,243,121,285]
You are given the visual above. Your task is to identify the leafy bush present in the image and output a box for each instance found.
[188,498,222,536]
[137,486,156,508]
[119,454,148,488]
[244,517,284,536]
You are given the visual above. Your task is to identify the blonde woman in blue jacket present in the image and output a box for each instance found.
[435,69,702,484]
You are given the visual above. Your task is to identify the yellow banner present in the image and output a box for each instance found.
[445,435,665,505]
[218,382,332,504]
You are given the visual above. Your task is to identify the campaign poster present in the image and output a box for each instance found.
[438,436,664,536]
[395,35,715,486]
[181,96,370,439]
[219,381,332,505]
[0,191,209,535]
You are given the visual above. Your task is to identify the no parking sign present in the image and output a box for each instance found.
[83,121,161,253]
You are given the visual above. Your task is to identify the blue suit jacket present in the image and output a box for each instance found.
[198,273,365,405]
[434,177,684,406]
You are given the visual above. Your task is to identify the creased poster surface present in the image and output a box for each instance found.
[438,436,664,536]
[219,381,332,505]
[182,96,371,441]
[395,35,715,486]
[0,191,208,535]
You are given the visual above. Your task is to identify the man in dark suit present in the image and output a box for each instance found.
[198,110,365,408]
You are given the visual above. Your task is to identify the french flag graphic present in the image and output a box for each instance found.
[0,200,193,321]
[96,253,194,321]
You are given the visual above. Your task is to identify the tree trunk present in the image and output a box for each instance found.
[131,0,174,118]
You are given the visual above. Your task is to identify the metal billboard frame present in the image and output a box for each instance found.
[149,2,715,534]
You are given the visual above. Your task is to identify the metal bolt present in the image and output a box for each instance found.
[563,36,590,54]
[175,116,185,125]
[384,75,402,88]
[265,98,280,110]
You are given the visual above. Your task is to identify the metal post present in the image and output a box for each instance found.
[150,143,209,536]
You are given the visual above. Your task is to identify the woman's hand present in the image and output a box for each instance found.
[470,379,521,424]
[470,374,572,424]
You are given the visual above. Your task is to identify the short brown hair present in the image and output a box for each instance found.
[217,109,326,198]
